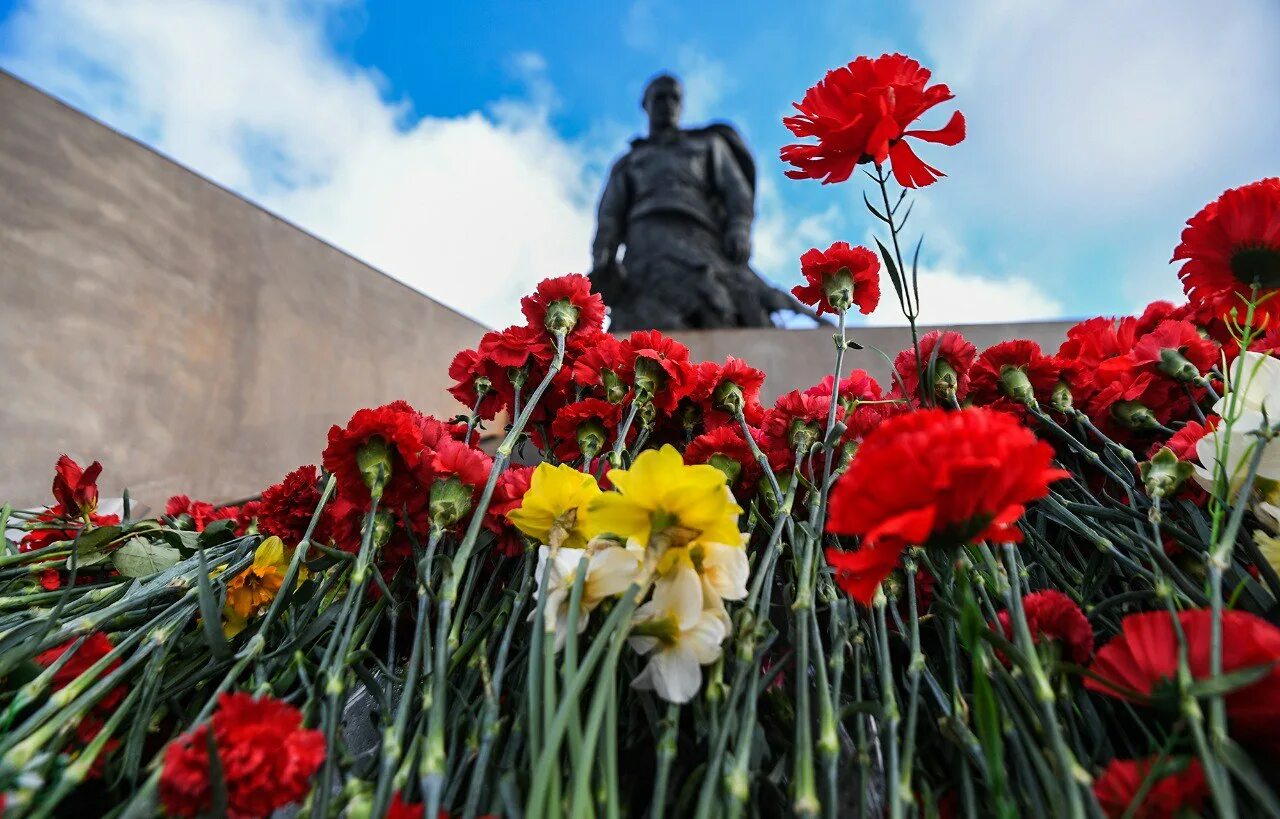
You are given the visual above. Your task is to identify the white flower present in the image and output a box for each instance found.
[533,543,642,650]
[1194,352,1280,495]
[627,601,728,704]
[651,541,749,631]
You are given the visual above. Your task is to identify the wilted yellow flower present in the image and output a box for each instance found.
[223,536,304,637]
[506,463,601,550]
[588,445,742,549]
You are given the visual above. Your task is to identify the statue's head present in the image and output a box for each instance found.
[642,73,682,131]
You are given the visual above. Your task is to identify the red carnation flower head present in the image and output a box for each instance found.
[1154,416,1219,463]
[485,465,535,557]
[322,400,430,507]
[793,242,881,316]
[781,53,966,188]
[570,333,629,404]
[1056,315,1142,403]
[448,348,506,421]
[804,369,884,416]
[478,324,555,370]
[52,455,102,518]
[825,407,1068,604]
[893,330,977,406]
[1085,362,1184,441]
[763,390,838,466]
[702,356,767,428]
[619,330,697,413]
[520,273,606,339]
[1086,608,1280,750]
[36,632,125,711]
[1174,178,1280,327]
[165,496,238,533]
[1134,300,1194,336]
[1094,757,1207,819]
[386,795,426,819]
[428,439,493,529]
[1130,319,1220,384]
[551,398,626,461]
[256,465,332,547]
[159,691,325,819]
[968,340,1061,416]
[687,424,764,497]
[994,589,1093,665]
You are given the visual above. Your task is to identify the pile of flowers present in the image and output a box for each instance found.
[3,50,1280,819]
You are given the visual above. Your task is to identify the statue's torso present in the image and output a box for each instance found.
[624,132,722,232]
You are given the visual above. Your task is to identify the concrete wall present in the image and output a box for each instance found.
[673,320,1076,405]
[0,71,487,506]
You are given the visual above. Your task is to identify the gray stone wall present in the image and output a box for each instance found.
[0,71,487,506]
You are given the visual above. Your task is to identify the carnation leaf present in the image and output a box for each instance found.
[1185,662,1275,699]
[1218,738,1280,817]
[874,236,906,306]
[111,537,182,578]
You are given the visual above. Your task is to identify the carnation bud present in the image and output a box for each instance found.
[544,298,580,335]
[678,403,701,433]
[707,453,743,487]
[430,476,473,529]
[931,360,959,403]
[356,436,392,500]
[602,369,628,404]
[1156,348,1201,383]
[639,400,658,430]
[998,366,1037,406]
[1049,380,1073,413]
[759,472,794,516]
[1140,446,1194,498]
[473,374,493,396]
[371,510,395,549]
[822,267,855,313]
[713,380,745,417]
[508,366,529,391]
[788,419,822,453]
[633,356,663,401]
[576,418,607,459]
[1111,400,1159,431]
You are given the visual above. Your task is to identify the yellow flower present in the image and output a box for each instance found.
[222,536,304,637]
[506,463,601,550]
[587,445,742,550]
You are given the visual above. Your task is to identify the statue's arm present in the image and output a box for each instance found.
[710,137,753,263]
[592,157,629,271]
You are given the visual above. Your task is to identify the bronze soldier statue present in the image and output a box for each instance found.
[590,74,822,330]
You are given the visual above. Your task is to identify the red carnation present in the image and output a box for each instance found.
[551,398,626,461]
[1118,319,1220,386]
[893,330,977,406]
[1094,757,1207,819]
[36,632,125,711]
[825,407,1068,604]
[781,53,965,188]
[387,795,425,819]
[256,465,331,547]
[701,357,767,428]
[1086,608,1280,750]
[520,274,606,339]
[793,242,880,316]
[486,465,535,557]
[619,330,697,412]
[19,506,121,553]
[994,589,1093,665]
[165,496,239,533]
[687,424,764,497]
[1174,178,1280,327]
[1154,417,1218,463]
[448,348,506,421]
[1085,362,1184,442]
[322,401,431,507]
[761,390,839,470]
[1134,301,1194,336]
[569,336,629,406]
[159,692,325,819]
[804,369,883,413]
[968,340,1061,416]
[478,324,554,370]
[52,455,102,518]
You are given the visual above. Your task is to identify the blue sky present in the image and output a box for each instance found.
[2,0,1278,328]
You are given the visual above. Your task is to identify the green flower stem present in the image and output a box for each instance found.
[999,543,1086,819]
[736,410,785,504]
[610,401,640,466]
[568,617,627,819]
[872,164,924,392]
[897,558,923,814]
[526,580,646,819]
[463,555,533,819]
[562,554,592,773]
[872,589,903,819]
[650,701,680,819]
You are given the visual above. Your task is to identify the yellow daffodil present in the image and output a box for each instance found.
[627,599,728,704]
[222,536,304,637]
[506,463,601,550]
[533,542,643,650]
[587,445,742,550]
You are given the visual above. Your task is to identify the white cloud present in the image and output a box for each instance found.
[861,266,1065,327]
[672,47,728,124]
[0,0,598,328]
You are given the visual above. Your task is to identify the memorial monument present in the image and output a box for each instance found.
[590,74,823,330]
